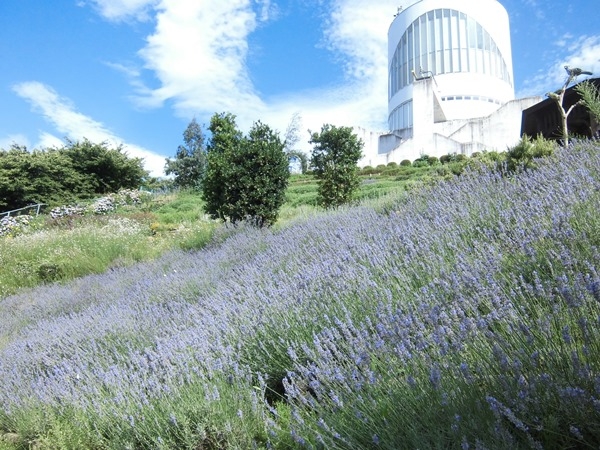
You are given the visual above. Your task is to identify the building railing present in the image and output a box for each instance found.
[0,203,46,218]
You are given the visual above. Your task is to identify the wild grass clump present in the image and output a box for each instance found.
[1,142,600,448]
[0,190,218,297]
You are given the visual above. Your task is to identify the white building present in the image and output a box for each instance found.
[360,0,541,167]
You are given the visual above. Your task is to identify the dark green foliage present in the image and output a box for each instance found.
[506,135,557,171]
[165,118,207,189]
[412,155,430,168]
[400,159,412,166]
[386,161,398,168]
[37,263,64,282]
[0,145,87,210]
[382,167,401,176]
[575,80,600,123]
[427,156,439,165]
[207,112,243,154]
[360,165,375,175]
[309,124,364,208]
[202,114,290,227]
[60,139,147,194]
[0,140,148,212]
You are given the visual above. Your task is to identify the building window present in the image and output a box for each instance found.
[388,100,414,132]
[389,8,512,99]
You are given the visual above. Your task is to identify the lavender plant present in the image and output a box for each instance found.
[0,142,599,448]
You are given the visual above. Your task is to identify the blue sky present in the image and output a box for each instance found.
[1,0,599,177]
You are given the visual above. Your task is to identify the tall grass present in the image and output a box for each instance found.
[1,142,600,448]
[0,194,217,297]
[0,174,416,297]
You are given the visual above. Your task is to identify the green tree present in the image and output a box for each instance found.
[165,118,207,189]
[0,140,148,212]
[0,145,87,211]
[309,124,364,208]
[207,112,243,153]
[575,80,600,125]
[202,114,290,226]
[60,139,147,194]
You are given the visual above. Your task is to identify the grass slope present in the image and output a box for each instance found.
[1,143,600,448]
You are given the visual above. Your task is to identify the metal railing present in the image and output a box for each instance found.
[0,203,46,218]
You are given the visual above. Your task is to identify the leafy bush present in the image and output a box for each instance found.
[202,114,290,226]
[382,167,401,176]
[37,263,64,282]
[0,140,148,211]
[506,135,557,171]
[400,159,412,166]
[386,161,398,168]
[359,166,376,175]
[440,154,451,164]
[309,124,364,208]
[427,156,439,165]
[412,160,429,168]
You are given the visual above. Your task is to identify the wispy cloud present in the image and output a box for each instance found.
[86,0,158,22]
[93,0,395,145]
[0,134,31,151]
[134,0,265,123]
[518,34,600,97]
[12,81,166,177]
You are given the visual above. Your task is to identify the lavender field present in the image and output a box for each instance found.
[1,142,600,449]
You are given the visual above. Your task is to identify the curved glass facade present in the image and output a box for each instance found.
[389,8,512,100]
[389,100,413,134]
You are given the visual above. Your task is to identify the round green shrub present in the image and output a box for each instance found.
[37,263,64,282]
[412,160,429,168]
[382,168,401,176]
[400,159,412,167]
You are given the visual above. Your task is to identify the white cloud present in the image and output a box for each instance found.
[119,0,395,152]
[37,132,65,150]
[519,34,600,97]
[133,0,264,123]
[12,81,166,177]
[0,134,31,150]
[88,0,158,21]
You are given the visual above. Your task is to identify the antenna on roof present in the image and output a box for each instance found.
[394,6,402,17]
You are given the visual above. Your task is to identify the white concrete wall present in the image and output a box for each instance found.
[445,97,542,152]
[388,0,514,125]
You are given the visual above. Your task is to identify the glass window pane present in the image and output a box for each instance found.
[414,20,420,71]
[476,23,484,49]
[429,11,436,73]
[420,15,428,71]
[459,13,468,71]
[467,17,477,49]
[408,27,414,68]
